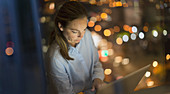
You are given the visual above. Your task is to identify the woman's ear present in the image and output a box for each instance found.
[58,22,63,31]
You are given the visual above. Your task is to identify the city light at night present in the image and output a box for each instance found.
[145,71,151,78]
[122,35,129,42]
[139,32,145,39]
[5,47,14,56]
[104,69,112,75]
[152,61,158,67]
[116,37,123,45]
[131,33,137,40]
[132,26,138,33]
[94,25,102,31]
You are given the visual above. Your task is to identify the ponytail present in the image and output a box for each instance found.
[49,29,74,60]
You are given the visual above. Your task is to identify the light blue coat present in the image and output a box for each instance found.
[45,29,104,94]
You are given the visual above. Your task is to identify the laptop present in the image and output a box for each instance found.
[96,64,151,94]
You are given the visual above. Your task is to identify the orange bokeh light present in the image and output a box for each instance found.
[88,21,95,27]
[96,15,101,21]
[114,26,120,32]
[116,1,122,7]
[123,3,128,7]
[100,57,108,62]
[101,13,108,19]
[109,2,116,7]
[128,27,133,33]
[5,47,14,56]
[143,26,149,32]
[94,25,102,31]
[123,25,130,31]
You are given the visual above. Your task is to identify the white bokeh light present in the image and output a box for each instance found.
[132,26,138,33]
[122,58,130,65]
[139,32,145,39]
[122,35,129,42]
[145,71,151,77]
[152,30,158,37]
[131,33,137,40]
[104,69,112,75]
[153,61,158,67]
[163,30,167,36]
[90,17,97,22]
[114,56,123,64]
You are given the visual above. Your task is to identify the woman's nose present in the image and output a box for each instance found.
[78,32,83,37]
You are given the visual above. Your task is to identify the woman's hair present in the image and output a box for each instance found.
[49,1,88,60]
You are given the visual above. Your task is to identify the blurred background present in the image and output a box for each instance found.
[0,0,170,94]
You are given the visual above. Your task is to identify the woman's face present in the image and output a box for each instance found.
[61,17,87,46]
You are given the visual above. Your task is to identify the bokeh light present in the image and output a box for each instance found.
[163,30,167,36]
[122,35,129,42]
[122,58,130,65]
[116,37,123,45]
[40,17,46,23]
[88,21,95,27]
[101,50,108,57]
[89,0,96,4]
[131,33,137,40]
[128,27,133,33]
[101,13,108,19]
[123,3,128,7]
[139,32,145,39]
[94,25,102,31]
[96,15,101,21]
[166,54,170,60]
[5,47,14,56]
[6,41,14,47]
[147,80,154,87]
[109,2,116,7]
[114,26,120,32]
[100,57,109,62]
[104,69,112,75]
[145,71,151,77]
[152,61,158,67]
[152,30,158,37]
[116,1,122,7]
[108,49,114,56]
[114,56,123,64]
[143,26,149,32]
[49,2,55,10]
[156,4,160,9]
[90,16,97,22]
[42,46,48,53]
[123,25,130,31]
[104,8,112,14]
[132,26,138,33]
[104,29,111,36]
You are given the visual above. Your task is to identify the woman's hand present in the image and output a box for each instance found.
[91,78,104,91]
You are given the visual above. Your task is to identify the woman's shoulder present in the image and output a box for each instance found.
[85,29,91,36]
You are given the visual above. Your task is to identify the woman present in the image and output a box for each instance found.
[45,1,104,94]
